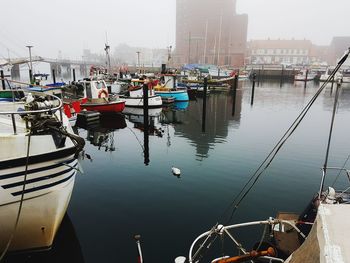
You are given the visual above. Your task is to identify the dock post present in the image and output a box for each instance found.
[29,69,33,83]
[330,75,335,95]
[52,69,56,84]
[257,68,261,87]
[304,69,309,88]
[202,77,207,132]
[0,70,5,90]
[251,73,256,105]
[232,74,237,116]
[280,65,284,87]
[143,82,150,165]
[72,68,76,82]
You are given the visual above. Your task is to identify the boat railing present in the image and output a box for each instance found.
[0,79,64,135]
[188,218,306,263]
[321,167,350,196]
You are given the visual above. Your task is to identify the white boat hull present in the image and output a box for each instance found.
[121,95,162,108]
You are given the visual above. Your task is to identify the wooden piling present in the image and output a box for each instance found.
[202,77,207,132]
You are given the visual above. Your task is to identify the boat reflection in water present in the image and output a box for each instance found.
[4,214,84,263]
[76,113,126,152]
[123,107,164,165]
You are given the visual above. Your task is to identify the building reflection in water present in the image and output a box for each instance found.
[160,87,243,160]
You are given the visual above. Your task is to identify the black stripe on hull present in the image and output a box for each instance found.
[0,158,76,180]
[2,164,77,189]
[0,147,77,170]
[11,171,75,196]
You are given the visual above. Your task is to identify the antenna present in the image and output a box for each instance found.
[104,32,111,74]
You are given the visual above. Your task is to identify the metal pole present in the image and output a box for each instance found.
[0,70,5,90]
[202,77,207,132]
[280,65,284,87]
[143,83,149,165]
[26,45,33,82]
[52,69,56,84]
[232,74,237,116]
[134,235,143,263]
[136,51,141,74]
[251,73,256,105]
[72,68,76,82]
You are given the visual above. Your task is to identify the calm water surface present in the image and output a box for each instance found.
[6,80,350,262]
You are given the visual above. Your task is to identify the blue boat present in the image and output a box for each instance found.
[154,89,189,102]
[154,75,189,102]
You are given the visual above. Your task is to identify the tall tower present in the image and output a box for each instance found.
[175,0,247,67]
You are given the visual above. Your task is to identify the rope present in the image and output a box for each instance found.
[331,154,350,187]
[0,131,31,261]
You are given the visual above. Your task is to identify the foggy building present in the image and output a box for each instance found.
[174,0,248,67]
[328,37,350,65]
[247,39,314,65]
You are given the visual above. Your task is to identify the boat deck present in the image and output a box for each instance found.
[0,102,28,134]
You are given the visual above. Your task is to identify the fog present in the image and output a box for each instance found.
[0,0,349,60]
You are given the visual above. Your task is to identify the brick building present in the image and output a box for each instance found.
[174,0,248,67]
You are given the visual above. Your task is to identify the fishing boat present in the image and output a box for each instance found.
[119,79,162,108]
[62,79,125,114]
[173,49,350,263]
[294,69,317,81]
[0,85,85,255]
[154,75,189,102]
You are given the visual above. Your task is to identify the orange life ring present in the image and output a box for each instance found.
[98,89,109,98]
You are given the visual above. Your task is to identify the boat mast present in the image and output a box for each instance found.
[203,19,208,64]
[105,32,111,74]
[217,10,223,66]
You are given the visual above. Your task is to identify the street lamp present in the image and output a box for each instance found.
[26,45,33,81]
[167,45,172,62]
[136,51,141,74]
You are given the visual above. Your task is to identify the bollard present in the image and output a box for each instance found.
[202,77,207,132]
[251,73,256,105]
[52,69,56,84]
[72,68,76,82]
[1,70,5,90]
[143,83,150,165]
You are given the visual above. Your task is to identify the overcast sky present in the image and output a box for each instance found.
[0,0,349,60]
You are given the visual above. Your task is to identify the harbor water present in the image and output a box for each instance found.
[5,80,350,262]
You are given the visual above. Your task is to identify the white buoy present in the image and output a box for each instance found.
[174,256,186,263]
[172,166,181,176]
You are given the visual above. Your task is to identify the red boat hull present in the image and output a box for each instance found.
[81,100,125,113]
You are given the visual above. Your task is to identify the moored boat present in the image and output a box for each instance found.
[119,79,162,108]
[154,75,189,102]
[294,69,317,81]
[62,78,126,114]
[0,85,85,254]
